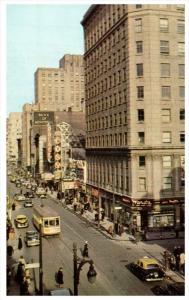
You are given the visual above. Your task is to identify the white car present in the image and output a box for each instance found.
[24,199,33,207]
[24,231,40,247]
[14,194,26,201]
[36,187,46,196]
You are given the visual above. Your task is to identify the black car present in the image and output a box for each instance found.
[152,282,185,295]
[129,257,166,282]
[24,191,34,198]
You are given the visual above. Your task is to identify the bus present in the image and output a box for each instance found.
[32,206,61,236]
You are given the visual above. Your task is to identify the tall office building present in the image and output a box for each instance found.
[35,54,85,112]
[7,112,22,165]
[81,4,185,230]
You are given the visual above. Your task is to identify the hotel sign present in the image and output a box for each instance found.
[34,112,54,125]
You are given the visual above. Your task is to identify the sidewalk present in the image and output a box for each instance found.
[48,192,185,284]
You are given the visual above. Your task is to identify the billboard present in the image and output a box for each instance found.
[34,112,54,125]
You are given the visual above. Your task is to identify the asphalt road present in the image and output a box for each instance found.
[7,179,170,296]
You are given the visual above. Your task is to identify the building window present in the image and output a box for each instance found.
[162,109,171,122]
[178,42,185,55]
[138,132,145,144]
[139,156,145,167]
[177,20,185,33]
[136,5,142,9]
[163,156,171,168]
[135,18,142,32]
[163,177,172,189]
[138,109,144,122]
[179,86,185,98]
[180,132,185,143]
[177,4,185,10]
[136,41,143,54]
[136,63,143,77]
[137,86,144,99]
[160,40,169,54]
[162,131,171,143]
[162,86,171,99]
[139,177,146,191]
[161,63,170,77]
[180,109,185,120]
[160,18,169,32]
[179,64,185,77]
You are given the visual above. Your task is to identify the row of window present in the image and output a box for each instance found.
[86,131,185,148]
[87,108,184,131]
[87,90,127,114]
[85,4,184,50]
[135,18,184,34]
[87,154,184,192]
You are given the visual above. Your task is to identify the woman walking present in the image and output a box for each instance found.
[18,235,23,250]
[56,267,64,288]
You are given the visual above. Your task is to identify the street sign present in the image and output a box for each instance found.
[25,262,40,269]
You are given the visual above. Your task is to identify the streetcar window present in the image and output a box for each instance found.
[56,218,59,226]
[44,220,48,227]
[49,219,55,226]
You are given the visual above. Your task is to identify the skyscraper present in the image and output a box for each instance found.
[81,4,185,231]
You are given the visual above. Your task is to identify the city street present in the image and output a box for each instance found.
[7,178,174,296]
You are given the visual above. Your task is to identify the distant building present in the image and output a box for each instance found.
[35,54,85,112]
[81,4,185,231]
[7,112,22,165]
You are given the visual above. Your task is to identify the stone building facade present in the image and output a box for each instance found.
[7,112,22,165]
[35,54,85,112]
[81,4,185,230]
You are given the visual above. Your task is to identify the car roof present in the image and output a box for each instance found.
[136,257,159,267]
[16,214,27,218]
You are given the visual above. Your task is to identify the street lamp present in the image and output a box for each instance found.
[73,242,97,296]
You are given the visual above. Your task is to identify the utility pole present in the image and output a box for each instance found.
[39,223,43,295]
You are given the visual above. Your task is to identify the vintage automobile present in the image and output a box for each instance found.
[24,191,34,198]
[14,194,26,201]
[24,231,40,247]
[152,282,184,295]
[14,215,29,228]
[24,199,33,207]
[36,187,46,196]
[129,256,166,282]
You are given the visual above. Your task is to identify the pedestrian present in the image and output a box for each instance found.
[16,262,25,284]
[56,267,64,288]
[18,255,26,266]
[83,241,89,257]
[7,267,12,287]
[20,276,29,295]
[101,211,105,221]
[18,235,23,250]
[169,254,176,271]
[7,245,14,257]
[179,252,185,274]
[20,189,22,195]
[175,252,180,271]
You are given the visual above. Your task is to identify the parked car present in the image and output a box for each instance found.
[36,187,46,196]
[40,194,47,199]
[14,215,29,228]
[14,194,26,201]
[152,282,184,295]
[24,231,40,247]
[24,191,34,198]
[129,256,165,282]
[24,199,33,207]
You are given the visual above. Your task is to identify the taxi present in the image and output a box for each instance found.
[14,215,29,228]
[129,256,165,281]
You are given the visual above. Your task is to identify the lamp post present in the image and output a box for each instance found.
[39,222,43,295]
[73,242,97,296]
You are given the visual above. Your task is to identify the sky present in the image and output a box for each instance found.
[7,4,90,115]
